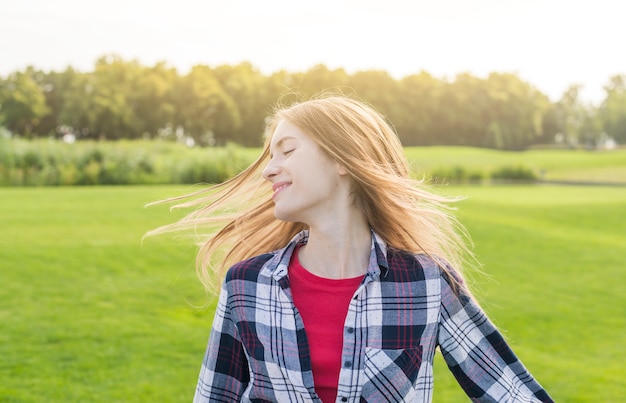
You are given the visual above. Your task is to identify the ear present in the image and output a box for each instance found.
[336,162,348,176]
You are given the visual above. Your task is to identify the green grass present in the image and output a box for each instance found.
[1,184,625,401]
[433,185,626,401]
[0,186,212,401]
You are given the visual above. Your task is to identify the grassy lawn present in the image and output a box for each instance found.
[0,186,211,401]
[432,184,626,401]
[1,184,625,401]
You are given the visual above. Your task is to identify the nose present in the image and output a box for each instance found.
[262,157,280,181]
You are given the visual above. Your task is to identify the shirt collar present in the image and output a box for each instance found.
[260,229,390,281]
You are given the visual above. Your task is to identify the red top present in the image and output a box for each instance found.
[289,245,365,403]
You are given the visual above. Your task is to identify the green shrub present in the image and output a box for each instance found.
[0,138,257,186]
[490,165,537,181]
[430,165,485,184]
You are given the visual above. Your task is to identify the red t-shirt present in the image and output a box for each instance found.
[289,245,365,403]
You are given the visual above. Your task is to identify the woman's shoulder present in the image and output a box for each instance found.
[224,252,277,283]
[386,248,446,279]
[386,250,470,302]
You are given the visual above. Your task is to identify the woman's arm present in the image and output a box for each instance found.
[193,284,249,402]
[438,271,553,402]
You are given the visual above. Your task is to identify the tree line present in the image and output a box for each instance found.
[1,54,625,150]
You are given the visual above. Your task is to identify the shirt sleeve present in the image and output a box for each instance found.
[193,282,249,402]
[438,270,553,402]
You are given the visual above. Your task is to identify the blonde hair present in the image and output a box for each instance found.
[147,95,475,294]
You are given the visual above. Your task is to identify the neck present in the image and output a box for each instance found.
[299,213,371,279]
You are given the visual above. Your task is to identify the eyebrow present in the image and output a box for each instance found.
[273,136,296,149]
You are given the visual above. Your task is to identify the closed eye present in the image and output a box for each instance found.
[284,149,295,155]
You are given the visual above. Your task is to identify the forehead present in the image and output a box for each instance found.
[269,119,308,147]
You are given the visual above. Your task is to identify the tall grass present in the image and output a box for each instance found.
[4,139,625,186]
[0,138,258,186]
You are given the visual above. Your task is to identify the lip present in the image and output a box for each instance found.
[272,181,291,198]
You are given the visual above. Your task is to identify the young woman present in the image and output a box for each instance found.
[150,96,553,402]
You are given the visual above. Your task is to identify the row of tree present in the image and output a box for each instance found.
[1,55,625,150]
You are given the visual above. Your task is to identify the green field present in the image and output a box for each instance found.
[1,184,625,402]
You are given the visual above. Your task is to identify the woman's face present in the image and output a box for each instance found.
[262,119,348,224]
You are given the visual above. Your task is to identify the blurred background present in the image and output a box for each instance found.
[1,0,624,401]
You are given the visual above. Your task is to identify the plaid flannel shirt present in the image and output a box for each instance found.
[194,230,552,402]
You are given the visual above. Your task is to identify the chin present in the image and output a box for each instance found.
[273,206,299,223]
[274,212,296,222]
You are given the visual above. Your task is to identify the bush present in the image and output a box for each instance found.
[430,165,485,184]
[0,138,257,186]
[490,165,537,181]
[0,139,542,187]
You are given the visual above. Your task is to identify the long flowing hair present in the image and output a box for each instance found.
[146,95,476,294]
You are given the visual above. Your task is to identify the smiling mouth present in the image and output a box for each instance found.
[272,183,290,197]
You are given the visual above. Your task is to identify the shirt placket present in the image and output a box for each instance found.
[334,273,374,402]
[274,269,320,401]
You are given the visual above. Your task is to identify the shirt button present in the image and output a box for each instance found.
[341,397,348,402]
[346,327,354,334]
[344,361,352,368]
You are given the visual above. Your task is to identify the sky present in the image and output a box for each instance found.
[1,0,624,104]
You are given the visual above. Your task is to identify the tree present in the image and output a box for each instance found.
[87,55,143,139]
[295,64,350,98]
[0,55,618,150]
[213,63,271,146]
[129,62,177,138]
[346,70,401,135]
[0,69,50,137]
[396,72,445,146]
[481,73,550,149]
[552,84,588,147]
[172,65,240,146]
[438,73,486,147]
[599,75,626,144]
[54,68,97,139]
